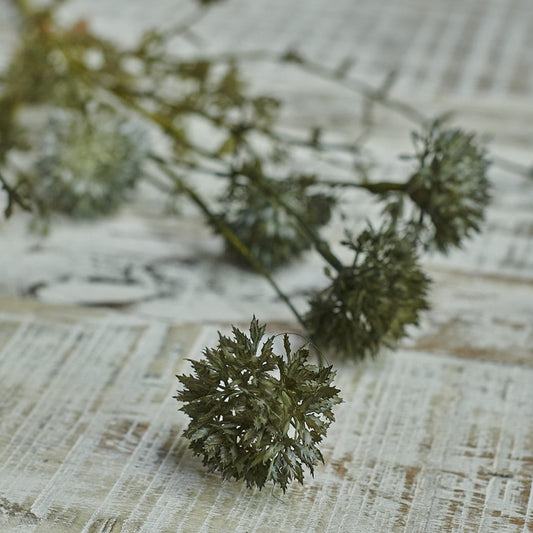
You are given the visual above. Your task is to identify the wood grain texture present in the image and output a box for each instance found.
[1,0,533,530]
[0,299,532,533]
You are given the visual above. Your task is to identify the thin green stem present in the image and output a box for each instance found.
[148,155,306,328]
[0,171,31,217]
[281,51,430,127]
[314,179,407,194]
[241,166,344,272]
[157,7,209,43]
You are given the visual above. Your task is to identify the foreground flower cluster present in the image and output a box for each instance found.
[176,318,341,492]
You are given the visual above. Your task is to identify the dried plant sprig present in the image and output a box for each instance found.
[304,224,430,358]
[222,163,336,270]
[0,0,503,491]
[28,107,148,221]
[314,124,490,254]
[405,126,491,252]
[274,48,533,180]
[1,0,493,366]
[176,317,341,492]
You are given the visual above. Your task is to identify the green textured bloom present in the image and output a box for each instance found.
[304,224,430,358]
[406,127,491,252]
[223,174,335,270]
[176,317,341,492]
[30,108,148,218]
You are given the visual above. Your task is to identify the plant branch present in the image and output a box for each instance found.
[148,154,306,328]
[157,7,209,43]
[239,162,344,272]
[0,171,31,217]
[173,47,532,182]
[314,179,407,194]
[280,51,430,126]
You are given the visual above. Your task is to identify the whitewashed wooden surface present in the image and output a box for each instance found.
[0,292,532,533]
[1,0,533,531]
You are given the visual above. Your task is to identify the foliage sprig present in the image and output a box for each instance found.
[222,163,335,270]
[304,224,430,357]
[28,106,148,222]
[0,0,489,357]
[0,0,504,490]
[0,0,493,360]
[176,317,341,492]
[405,126,491,252]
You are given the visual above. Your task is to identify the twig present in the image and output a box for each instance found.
[148,154,306,328]
[0,171,31,217]
[237,159,345,273]
[155,7,209,47]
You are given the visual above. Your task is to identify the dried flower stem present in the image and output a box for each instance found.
[0,171,31,217]
[175,47,533,181]
[314,179,407,193]
[281,51,430,126]
[149,155,306,328]
[240,168,344,272]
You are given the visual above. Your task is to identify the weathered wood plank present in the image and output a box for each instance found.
[1,1,532,530]
[0,301,532,532]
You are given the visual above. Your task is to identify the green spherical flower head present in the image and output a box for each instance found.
[407,127,491,253]
[31,108,147,218]
[304,224,430,358]
[223,175,335,270]
[176,317,341,492]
